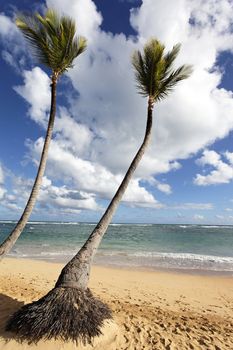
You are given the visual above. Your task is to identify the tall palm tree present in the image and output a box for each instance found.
[6,39,192,343]
[0,9,86,259]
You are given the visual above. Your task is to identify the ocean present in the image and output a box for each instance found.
[1,221,233,274]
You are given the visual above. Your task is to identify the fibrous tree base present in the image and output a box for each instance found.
[6,287,112,344]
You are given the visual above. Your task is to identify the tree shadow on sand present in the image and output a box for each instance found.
[0,293,24,341]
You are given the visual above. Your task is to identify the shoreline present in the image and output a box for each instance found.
[7,254,233,277]
[0,257,233,349]
[2,222,233,277]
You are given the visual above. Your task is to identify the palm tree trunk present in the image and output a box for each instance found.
[0,77,57,260]
[56,97,154,290]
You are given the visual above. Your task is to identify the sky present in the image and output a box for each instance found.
[0,0,233,224]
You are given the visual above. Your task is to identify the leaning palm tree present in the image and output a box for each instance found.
[6,39,192,343]
[0,9,87,259]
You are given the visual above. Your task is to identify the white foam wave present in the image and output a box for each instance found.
[9,250,76,258]
[96,250,233,263]
[109,224,124,226]
[40,250,76,256]
[8,249,233,272]
[128,251,233,263]
[26,221,81,225]
[201,225,233,229]
[201,225,220,228]
[9,248,233,264]
[0,221,16,224]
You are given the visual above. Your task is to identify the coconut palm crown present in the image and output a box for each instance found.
[132,38,192,102]
[16,9,87,79]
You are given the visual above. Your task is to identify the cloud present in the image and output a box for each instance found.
[130,0,190,47]
[194,150,233,185]
[63,0,233,182]
[0,13,26,71]
[14,67,51,127]
[225,151,233,164]
[122,179,163,207]
[0,171,99,215]
[130,0,233,62]
[54,107,93,157]
[193,214,204,220]
[39,177,100,211]
[27,137,162,208]
[46,0,102,41]
[0,163,4,184]
[0,187,6,200]
[156,183,172,195]
[225,208,233,212]
[0,13,18,36]
[215,214,224,220]
[0,164,6,200]
[176,212,186,219]
[2,50,20,72]
[0,165,23,210]
[172,202,213,210]
[4,202,21,211]
[147,177,172,194]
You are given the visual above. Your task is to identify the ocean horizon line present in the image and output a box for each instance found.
[1,220,233,227]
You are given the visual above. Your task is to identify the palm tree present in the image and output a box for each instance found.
[0,9,86,259]
[6,39,192,343]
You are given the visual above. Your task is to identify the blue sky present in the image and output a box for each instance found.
[0,0,233,224]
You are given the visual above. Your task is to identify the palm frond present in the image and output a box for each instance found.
[162,43,181,78]
[156,64,193,101]
[132,38,192,102]
[16,9,87,77]
[132,50,149,97]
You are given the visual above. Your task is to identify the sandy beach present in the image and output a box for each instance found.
[0,258,232,349]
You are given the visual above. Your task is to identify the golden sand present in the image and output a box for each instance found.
[0,258,233,349]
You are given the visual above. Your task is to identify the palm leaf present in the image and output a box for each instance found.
[16,9,87,77]
[132,38,192,102]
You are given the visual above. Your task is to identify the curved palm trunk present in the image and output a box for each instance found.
[56,97,154,290]
[0,77,57,260]
[6,97,155,343]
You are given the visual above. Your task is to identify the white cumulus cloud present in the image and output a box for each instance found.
[0,163,4,184]
[39,176,100,211]
[14,67,51,126]
[193,214,204,220]
[172,202,213,210]
[0,13,26,71]
[46,0,102,41]
[0,164,6,200]
[194,150,233,185]
[27,137,162,208]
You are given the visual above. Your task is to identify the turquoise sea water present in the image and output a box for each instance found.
[1,221,233,273]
